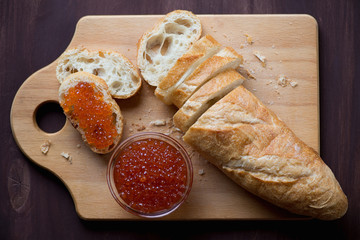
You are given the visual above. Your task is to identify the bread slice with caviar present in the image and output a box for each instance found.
[183,85,348,220]
[56,47,141,99]
[137,10,202,86]
[59,72,123,154]
[155,35,221,104]
[173,69,244,133]
[170,46,243,107]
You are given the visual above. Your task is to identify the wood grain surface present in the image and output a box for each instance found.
[10,14,318,220]
[1,0,359,239]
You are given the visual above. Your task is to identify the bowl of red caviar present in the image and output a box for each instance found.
[107,132,193,218]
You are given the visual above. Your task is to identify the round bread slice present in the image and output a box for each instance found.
[137,10,202,86]
[56,47,141,99]
[59,72,123,154]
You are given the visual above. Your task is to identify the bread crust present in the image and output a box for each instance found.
[59,72,123,154]
[171,47,243,107]
[56,46,141,99]
[173,69,244,132]
[183,86,348,220]
[154,35,221,104]
[137,10,202,86]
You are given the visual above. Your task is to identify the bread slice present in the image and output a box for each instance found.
[173,69,244,133]
[56,47,141,99]
[137,10,202,86]
[171,47,243,107]
[155,35,221,104]
[59,72,123,154]
[183,86,348,220]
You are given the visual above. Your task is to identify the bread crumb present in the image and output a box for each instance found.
[289,80,298,88]
[272,44,275,49]
[239,44,245,49]
[253,51,266,67]
[76,144,81,148]
[198,169,205,175]
[245,33,253,44]
[277,74,288,87]
[238,67,256,80]
[150,119,167,126]
[266,80,273,85]
[40,140,51,155]
[277,75,297,88]
[137,125,146,131]
[61,152,72,164]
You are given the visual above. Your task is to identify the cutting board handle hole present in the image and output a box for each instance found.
[35,101,66,134]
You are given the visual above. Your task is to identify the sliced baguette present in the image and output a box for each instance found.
[183,86,348,220]
[137,10,202,86]
[171,47,243,107]
[155,35,221,104]
[173,69,244,133]
[56,47,141,99]
[59,72,123,154]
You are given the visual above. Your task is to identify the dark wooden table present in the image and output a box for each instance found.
[1,0,359,239]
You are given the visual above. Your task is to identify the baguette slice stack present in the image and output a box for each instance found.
[155,35,221,104]
[173,69,244,133]
[137,10,348,220]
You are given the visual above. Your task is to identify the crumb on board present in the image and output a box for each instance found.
[150,119,167,126]
[277,75,298,88]
[244,33,253,44]
[277,74,288,87]
[289,80,298,88]
[61,152,72,164]
[253,51,266,67]
[76,144,81,148]
[40,140,51,155]
[237,66,256,80]
[198,169,205,176]
[137,125,146,131]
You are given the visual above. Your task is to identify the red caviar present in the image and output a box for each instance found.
[61,82,117,150]
[113,138,188,213]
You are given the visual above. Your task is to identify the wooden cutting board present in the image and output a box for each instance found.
[10,14,318,220]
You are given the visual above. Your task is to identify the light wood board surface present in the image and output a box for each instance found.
[10,14,318,220]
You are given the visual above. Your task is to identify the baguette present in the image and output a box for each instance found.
[59,72,123,154]
[173,69,244,133]
[137,10,202,86]
[56,47,141,99]
[155,35,221,104]
[183,86,348,220]
[171,47,243,107]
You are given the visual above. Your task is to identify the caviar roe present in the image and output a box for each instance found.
[113,138,188,213]
[61,82,117,150]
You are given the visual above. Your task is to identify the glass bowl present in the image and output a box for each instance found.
[107,132,193,218]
